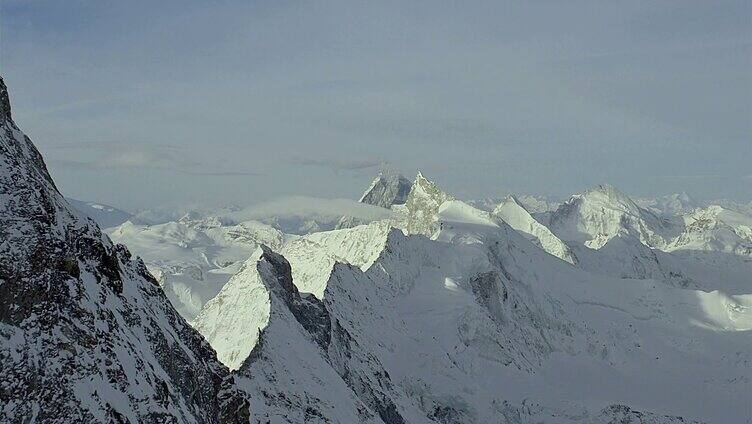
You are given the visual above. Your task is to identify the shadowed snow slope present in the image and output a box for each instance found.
[493,196,578,265]
[0,78,248,423]
[68,198,133,229]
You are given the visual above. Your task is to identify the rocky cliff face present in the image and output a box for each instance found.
[0,77,248,423]
[359,171,413,209]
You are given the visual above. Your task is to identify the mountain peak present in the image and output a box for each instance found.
[0,77,11,123]
[591,183,626,197]
[577,183,639,210]
[409,172,451,202]
[358,171,412,208]
[504,194,526,210]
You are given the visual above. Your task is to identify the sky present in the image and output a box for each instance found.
[1,0,750,211]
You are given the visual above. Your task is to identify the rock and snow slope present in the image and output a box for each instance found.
[0,78,248,423]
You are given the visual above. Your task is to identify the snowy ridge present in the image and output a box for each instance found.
[493,196,578,264]
[281,220,393,298]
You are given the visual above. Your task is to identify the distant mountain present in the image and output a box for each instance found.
[670,204,752,257]
[547,184,682,250]
[359,171,413,208]
[0,77,248,422]
[635,192,699,216]
[336,171,412,229]
[68,198,133,228]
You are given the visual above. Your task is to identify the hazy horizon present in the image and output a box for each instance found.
[2,1,750,210]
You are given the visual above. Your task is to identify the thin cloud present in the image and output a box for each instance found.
[49,146,260,176]
[293,157,381,172]
[184,171,264,176]
[652,174,725,181]
[226,196,394,222]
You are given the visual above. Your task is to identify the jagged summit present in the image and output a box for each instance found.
[404,172,454,236]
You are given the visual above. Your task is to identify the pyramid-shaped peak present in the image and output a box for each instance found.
[358,171,412,208]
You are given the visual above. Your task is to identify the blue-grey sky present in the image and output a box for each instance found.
[2,0,750,210]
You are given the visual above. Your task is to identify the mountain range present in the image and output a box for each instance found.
[2,78,751,423]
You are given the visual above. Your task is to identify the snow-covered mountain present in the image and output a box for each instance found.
[107,216,290,320]
[670,205,752,257]
[538,185,752,293]
[191,173,750,423]
[547,184,682,250]
[0,78,248,422]
[635,192,699,216]
[68,198,133,228]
